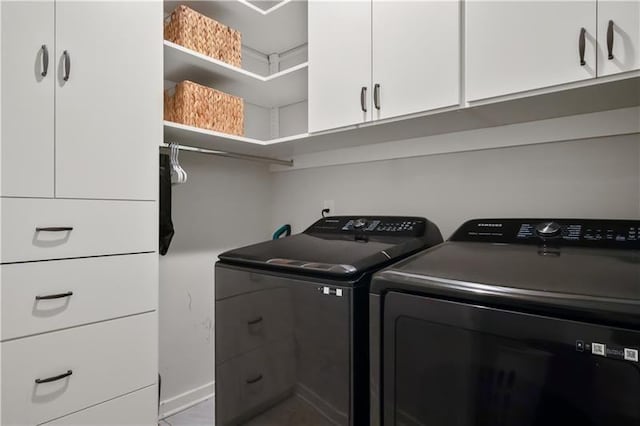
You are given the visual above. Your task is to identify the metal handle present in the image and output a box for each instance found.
[374,84,381,110]
[607,20,614,60]
[63,50,70,81]
[360,86,367,112]
[247,316,263,326]
[36,291,73,301]
[579,28,586,66]
[35,370,72,384]
[36,227,73,232]
[41,45,49,77]
[246,374,263,385]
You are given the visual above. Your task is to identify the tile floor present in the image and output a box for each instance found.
[160,398,213,426]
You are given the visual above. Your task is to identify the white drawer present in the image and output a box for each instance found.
[1,312,157,426]
[1,253,158,341]
[0,198,155,263]
[43,385,157,426]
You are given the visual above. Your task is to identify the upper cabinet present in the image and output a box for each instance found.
[308,1,372,133]
[466,1,597,101]
[1,1,161,200]
[308,0,461,133]
[1,1,55,197]
[597,1,640,77]
[55,1,161,200]
[372,1,459,120]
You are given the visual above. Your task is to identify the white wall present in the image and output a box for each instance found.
[271,134,640,238]
[158,152,273,417]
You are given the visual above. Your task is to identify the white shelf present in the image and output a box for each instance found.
[163,121,308,157]
[164,0,307,54]
[164,41,308,108]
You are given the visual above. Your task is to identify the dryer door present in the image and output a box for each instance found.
[382,291,640,426]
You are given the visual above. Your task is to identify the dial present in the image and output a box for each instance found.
[353,218,367,229]
[535,221,562,238]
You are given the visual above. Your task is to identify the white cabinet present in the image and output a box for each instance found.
[1,0,161,200]
[1,1,55,197]
[597,1,640,76]
[372,1,460,120]
[55,1,162,200]
[308,1,372,132]
[308,0,461,133]
[466,1,597,101]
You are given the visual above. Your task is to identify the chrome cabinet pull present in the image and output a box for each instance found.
[35,291,73,301]
[63,50,71,81]
[360,86,367,112]
[35,370,73,384]
[578,28,586,66]
[41,45,49,77]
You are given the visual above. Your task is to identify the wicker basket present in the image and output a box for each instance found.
[164,81,244,136]
[164,5,242,67]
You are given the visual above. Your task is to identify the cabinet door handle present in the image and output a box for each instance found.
[63,50,71,81]
[360,86,367,112]
[246,374,263,385]
[35,227,73,232]
[36,291,73,301]
[374,84,381,110]
[607,20,615,60]
[35,370,73,384]
[247,316,263,326]
[41,45,49,77]
[578,28,586,66]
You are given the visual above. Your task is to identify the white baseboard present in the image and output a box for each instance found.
[159,381,214,419]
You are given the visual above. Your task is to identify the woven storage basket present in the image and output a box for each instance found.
[164,81,244,136]
[164,5,242,67]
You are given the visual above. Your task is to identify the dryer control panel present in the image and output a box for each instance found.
[306,216,427,237]
[451,219,640,248]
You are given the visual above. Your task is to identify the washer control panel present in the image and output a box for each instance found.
[307,216,427,237]
[452,219,640,248]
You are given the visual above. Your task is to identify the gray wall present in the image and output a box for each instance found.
[271,134,640,238]
[159,152,272,416]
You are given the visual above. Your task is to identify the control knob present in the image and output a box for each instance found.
[536,221,562,238]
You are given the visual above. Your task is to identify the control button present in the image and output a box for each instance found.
[576,340,585,352]
[536,221,562,238]
[624,348,639,362]
[592,342,606,356]
[353,218,367,229]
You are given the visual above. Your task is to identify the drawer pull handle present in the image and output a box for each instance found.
[35,370,72,384]
[36,291,73,301]
[36,227,73,232]
[246,374,263,385]
[247,316,263,326]
[578,27,586,66]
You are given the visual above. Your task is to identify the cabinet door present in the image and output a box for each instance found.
[55,1,162,200]
[597,1,640,76]
[372,1,460,120]
[308,1,372,133]
[466,1,597,101]
[1,1,54,197]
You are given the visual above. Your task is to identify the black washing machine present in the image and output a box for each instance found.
[370,218,640,426]
[215,216,442,426]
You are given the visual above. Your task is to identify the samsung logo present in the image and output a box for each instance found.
[478,223,503,227]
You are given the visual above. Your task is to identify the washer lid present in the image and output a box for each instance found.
[372,241,640,326]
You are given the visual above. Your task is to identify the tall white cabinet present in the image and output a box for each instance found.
[308,0,460,133]
[0,1,161,425]
[597,1,640,77]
